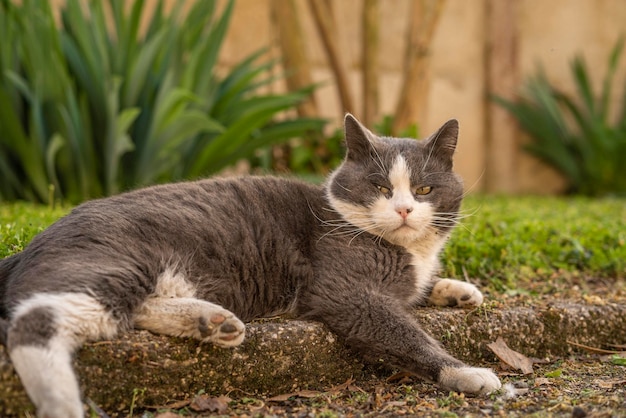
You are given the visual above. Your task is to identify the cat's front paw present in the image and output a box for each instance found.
[199,312,245,348]
[429,278,483,308]
[438,366,501,395]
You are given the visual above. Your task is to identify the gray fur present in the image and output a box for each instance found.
[0,114,500,417]
[6,307,56,348]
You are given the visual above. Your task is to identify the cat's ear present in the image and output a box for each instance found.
[344,113,377,161]
[424,119,459,170]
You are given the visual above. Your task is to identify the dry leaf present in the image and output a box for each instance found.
[267,390,322,402]
[487,337,534,374]
[330,377,355,392]
[386,371,415,384]
[380,400,407,413]
[267,392,297,402]
[594,378,626,389]
[534,377,552,386]
[296,390,323,398]
[595,380,615,389]
[155,413,182,418]
[152,399,192,410]
[347,384,366,393]
[189,394,231,413]
[329,377,365,393]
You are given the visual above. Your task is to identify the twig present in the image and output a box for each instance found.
[607,343,626,350]
[567,340,623,354]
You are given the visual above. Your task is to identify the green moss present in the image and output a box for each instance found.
[443,195,626,291]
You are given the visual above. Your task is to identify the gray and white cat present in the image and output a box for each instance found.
[0,114,500,418]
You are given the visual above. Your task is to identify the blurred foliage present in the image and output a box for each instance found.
[0,0,324,204]
[260,114,419,179]
[373,114,419,139]
[254,129,344,182]
[495,38,626,197]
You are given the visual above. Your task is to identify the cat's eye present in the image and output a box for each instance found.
[376,185,391,195]
[415,186,432,195]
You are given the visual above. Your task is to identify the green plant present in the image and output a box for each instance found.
[0,0,324,204]
[256,114,419,180]
[495,38,626,196]
[373,114,419,139]
[128,387,146,417]
[612,355,626,366]
[261,127,344,181]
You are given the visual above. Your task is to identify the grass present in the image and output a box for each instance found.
[0,202,69,258]
[1,195,624,294]
[443,195,626,292]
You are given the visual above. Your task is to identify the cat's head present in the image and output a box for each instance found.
[327,114,464,247]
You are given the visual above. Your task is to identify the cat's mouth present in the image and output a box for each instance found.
[394,223,416,232]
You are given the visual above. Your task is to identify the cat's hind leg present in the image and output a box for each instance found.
[134,297,245,347]
[7,292,120,418]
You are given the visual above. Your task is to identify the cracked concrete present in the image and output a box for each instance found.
[1,301,624,416]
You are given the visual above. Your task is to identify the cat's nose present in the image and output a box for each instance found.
[397,207,413,219]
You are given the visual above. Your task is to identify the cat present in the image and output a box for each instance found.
[0,114,501,418]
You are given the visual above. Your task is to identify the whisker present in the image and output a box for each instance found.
[461,168,486,198]
[318,223,380,243]
[421,171,454,178]
[370,144,388,175]
[421,127,443,173]
[431,211,475,235]
[335,181,352,193]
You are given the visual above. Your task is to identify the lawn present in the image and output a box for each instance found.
[443,195,626,293]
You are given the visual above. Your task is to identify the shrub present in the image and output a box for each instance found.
[495,38,626,196]
[255,114,419,180]
[0,0,324,204]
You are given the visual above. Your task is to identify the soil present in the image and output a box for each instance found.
[144,356,626,418]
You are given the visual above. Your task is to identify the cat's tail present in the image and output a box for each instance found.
[0,318,7,347]
[0,254,20,346]
[0,253,20,318]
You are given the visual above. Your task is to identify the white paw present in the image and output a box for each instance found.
[135,298,246,347]
[198,309,246,348]
[438,366,501,395]
[429,279,484,308]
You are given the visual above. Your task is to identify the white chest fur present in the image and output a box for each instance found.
[406,231,449,304]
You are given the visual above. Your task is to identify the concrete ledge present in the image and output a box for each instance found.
[1,301,624,416]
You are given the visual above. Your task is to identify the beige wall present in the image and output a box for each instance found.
[47,0,626,194]
[220,0,626,194]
